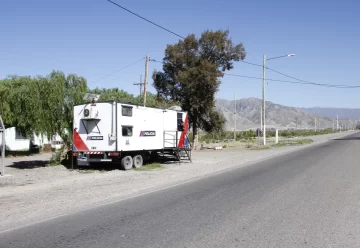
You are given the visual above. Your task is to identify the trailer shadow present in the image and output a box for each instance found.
[60,156,190,171]
[8,160,49,169]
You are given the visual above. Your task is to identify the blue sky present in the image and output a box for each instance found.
[1,0,359,108]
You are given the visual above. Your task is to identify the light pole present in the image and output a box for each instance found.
[262,54,295,145]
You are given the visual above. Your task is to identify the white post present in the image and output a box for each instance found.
[234,92,236,141]
[0,115,5,176]
[275,129,279,144]
[262,55,266,145]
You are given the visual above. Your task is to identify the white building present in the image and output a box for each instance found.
[0,127,63,151]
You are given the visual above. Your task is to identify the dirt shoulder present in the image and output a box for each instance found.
[0,130,356,233]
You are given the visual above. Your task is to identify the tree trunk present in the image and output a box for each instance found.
[192,124,199,150]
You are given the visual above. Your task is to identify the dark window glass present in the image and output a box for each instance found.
[122,106,133,117]
[122,126,133,136]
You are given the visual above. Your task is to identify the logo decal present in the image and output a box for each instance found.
[140,131,156,136]
[87,136,103,140]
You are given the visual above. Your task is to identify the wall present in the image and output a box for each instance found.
[0,127,64,151]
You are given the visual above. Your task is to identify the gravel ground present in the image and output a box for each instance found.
[0,130,355,232]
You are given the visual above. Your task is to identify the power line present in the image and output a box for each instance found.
[224,73,360,88]
[104,2,357,89]
[239,60,359,88]
[240,60,263,67]
[106,0,185,39]
[90,57,145,84]
[151,58,360,88]
[149,59,163,63]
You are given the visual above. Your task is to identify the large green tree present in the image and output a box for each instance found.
[0,71,87,147]
[152,29,246,149]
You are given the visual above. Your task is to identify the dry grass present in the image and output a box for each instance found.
[134,163,163,171]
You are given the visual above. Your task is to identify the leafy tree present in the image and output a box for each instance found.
[202,110,226,135]
[0,71,87,148]
[90,88,135,102]
[152,29,246,149]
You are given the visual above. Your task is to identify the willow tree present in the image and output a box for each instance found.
[0,71,87,146]
[153,29,246,149]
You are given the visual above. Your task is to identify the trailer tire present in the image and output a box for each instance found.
[133,155,143,168]
[121,156,133,170]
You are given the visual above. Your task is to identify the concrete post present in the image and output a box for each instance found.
[275,129,279,144]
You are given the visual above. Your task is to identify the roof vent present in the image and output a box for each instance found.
[168,106,182,111]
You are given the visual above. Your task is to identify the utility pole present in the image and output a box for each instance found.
[234,92,236,141]
[262,55,266,145]
[133,75,143,97]
[336,115,339,130]
[260,53,295,145]
[260,107,263,131]
[143,55,149,106]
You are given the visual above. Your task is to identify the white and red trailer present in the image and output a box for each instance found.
[72,98,191,169]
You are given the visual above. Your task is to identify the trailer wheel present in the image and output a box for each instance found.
[133,155,143,168]
[121,156,133,170]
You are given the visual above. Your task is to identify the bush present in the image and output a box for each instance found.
[49,145,65,166]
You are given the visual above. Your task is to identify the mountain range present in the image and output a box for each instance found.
[215,98,359,131]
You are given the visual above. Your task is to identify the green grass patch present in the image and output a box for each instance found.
[134,163,163,171]
[248,145,270,150]
[273,139,313,147]
[49,160,59,166]
[77,169,96,173]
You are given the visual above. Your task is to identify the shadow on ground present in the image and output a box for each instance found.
[1,150,42,157]
[8,160,49,169]
[332,137,360,141]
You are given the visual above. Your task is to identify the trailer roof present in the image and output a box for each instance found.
[74,100,186,112]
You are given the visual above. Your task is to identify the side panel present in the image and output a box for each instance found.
[73,102,116,152]
[117,104,165,151]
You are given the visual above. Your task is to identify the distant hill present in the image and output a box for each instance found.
[215,98,356,130]
[301,107,360,120]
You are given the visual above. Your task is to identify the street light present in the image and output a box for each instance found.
[262,53,295,145]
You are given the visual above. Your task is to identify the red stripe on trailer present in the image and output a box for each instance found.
[73,129,89,151]
[178,114,189,148]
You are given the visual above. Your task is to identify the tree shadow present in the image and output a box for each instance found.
[8,160,49,169]
[1,150,42,157]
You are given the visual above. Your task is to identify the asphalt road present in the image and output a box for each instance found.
[1,132,360,248]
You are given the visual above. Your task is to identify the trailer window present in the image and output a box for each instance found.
[122,106,133,117]
[122,126,133,136]
[177,113,184,131]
